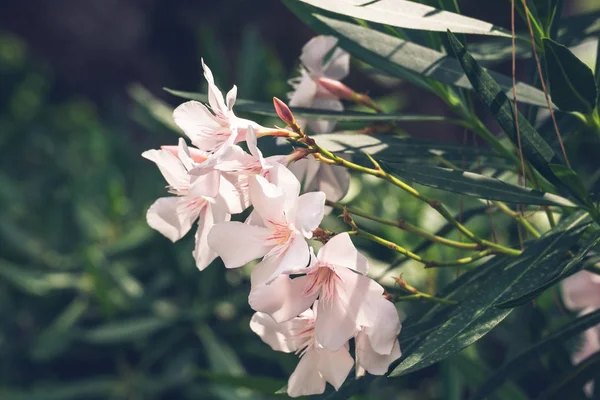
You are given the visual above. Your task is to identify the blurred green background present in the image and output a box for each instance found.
[0,1,598,399]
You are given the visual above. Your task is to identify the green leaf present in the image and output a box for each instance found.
[282,3,553,108]
[446,30,576,199]
[195,370,285,394]
[313,132,511,167]
[494,227,599,308]
[1,378,119,400]
[469,308,600,400]
[384,164,575,206]
[557,10,600,47]
[536,351,600,399]
[543,38,597,113]
[453,354,529,400]
[81,316,172,344]
[390,215,587,377]
[298,0,511,37]
[164,88,444,122]
[549,163,591,205]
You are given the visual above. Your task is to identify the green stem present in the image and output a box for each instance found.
[494,201,542,238]
[327,200,480,251]
[311,147,522,257]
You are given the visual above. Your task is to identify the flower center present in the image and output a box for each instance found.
[303,264,340,303]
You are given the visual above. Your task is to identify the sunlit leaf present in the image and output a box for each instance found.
[298,0,511,37]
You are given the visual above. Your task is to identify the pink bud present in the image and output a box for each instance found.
[160,145,208,163]
[317,77,355,100]
[273,97,296,126]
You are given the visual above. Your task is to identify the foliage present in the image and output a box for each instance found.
[3,0,600,399]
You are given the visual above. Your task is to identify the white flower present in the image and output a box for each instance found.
[288,155,350,203]
[207,163,326,285]
[173,60,264,152]
[249,232,384,350]
[142,138,237,270]
[189,125,287,212]
[355,297,402,377]
[288,36,350,133]
[250,307,353,398]
[561,270,600,396]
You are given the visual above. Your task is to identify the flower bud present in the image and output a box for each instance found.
[273,97,296,127]
[317,77,355,100]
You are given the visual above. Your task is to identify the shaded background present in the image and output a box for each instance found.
[0,1,598,399]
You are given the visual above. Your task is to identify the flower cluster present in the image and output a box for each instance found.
[561,270,600,396]
[142,38,401,397]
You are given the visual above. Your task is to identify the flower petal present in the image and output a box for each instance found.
[201,59,228,115]
[322,47,350,80]
[188,169,221,198]
[315,268,383,350]
[288,70,318,108]
[268,163,301,218]
[317,232,369,275]
[146,197,197,242]
[307,98,343,134]
[355,332,401,376]
[561,271,600,311]
[251,234,310,286]
[316,161,350,203]
[300,36,339,75]
[172,101,223,151]
[249,312,309,353]
[215,173,248,214]
[207,222,271,269]
[249,275,317,323]
[249,174,286,226]
[142,148,188,189]
[365,297,402,355]
[316,346,354,391]
[193,204,230,271]
[226,85,237,111]
[287,349,327,397]
[295,191,326,238]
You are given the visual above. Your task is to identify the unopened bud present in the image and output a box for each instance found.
[286,148,310,164]
[273,97,296,127]
[317,77,355,100]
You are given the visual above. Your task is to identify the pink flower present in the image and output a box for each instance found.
[249,232,384,350]
[288,155,350,204]
[189,125,287,212]
[250,307,353,398]
[561,270,600,396]
[207,163,326,285]
[142,138,237,270]
[288,36,350,133]
[173,60,264,152]
[355,297,402,377]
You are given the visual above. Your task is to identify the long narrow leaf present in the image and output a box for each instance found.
[298,0,511,37]
[469,309,600,400]
[385,164,575,206]
[282,2,553,108]
[164,88,446,122]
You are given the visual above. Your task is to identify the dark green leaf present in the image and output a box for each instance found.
[469,308,600,400]
[164,88,445,122]
[495,227,599,308]
[453,354,529,400]
[282,3,553,108]
[81,317,172,344]
[557,10,600,47]
[543,38,597,113]
[298,0,511,37]
[384,163,575,206]
[313,133,511,166]
[390,216,587,376]
[549,164,591,205]
[1,378,119,400]
[536,351,600,399]
[446,30,577,199]
[195,370,285,394]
